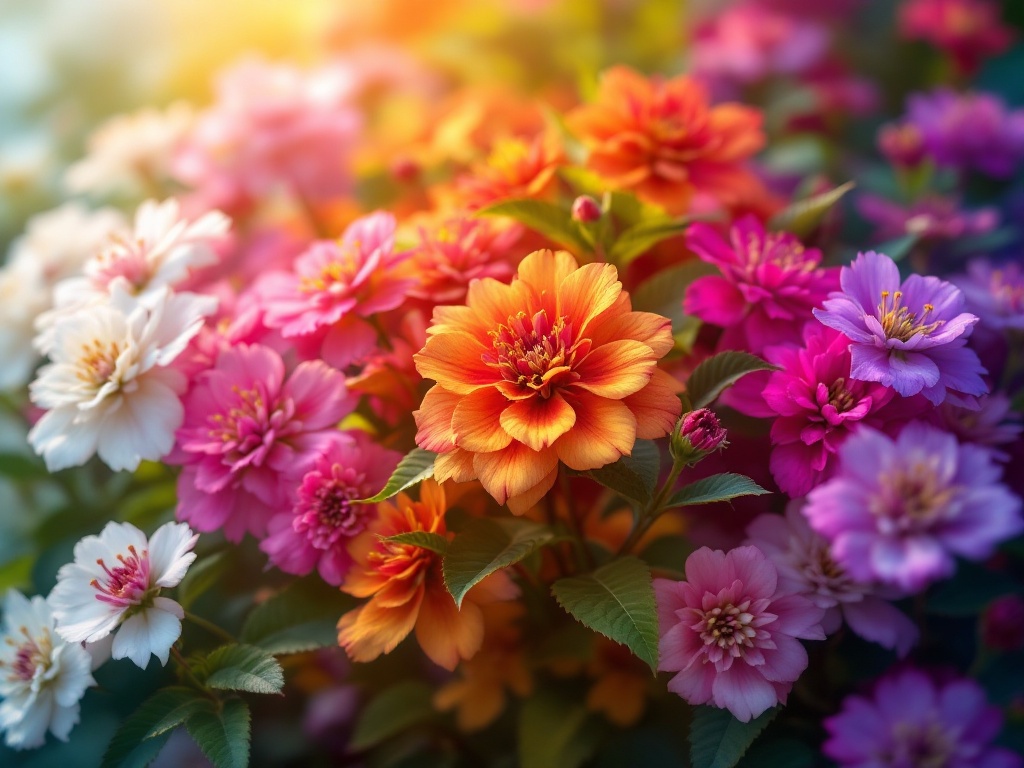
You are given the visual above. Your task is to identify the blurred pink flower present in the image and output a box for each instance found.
[899,0,1014,74]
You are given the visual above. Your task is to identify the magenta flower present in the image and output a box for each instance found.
[824,668,1022,768]
[171,343,354,541]
[655,546,825,722]
[760,324,895,496]
[814,250,986,405]
[258,212,414,368]
[684,215,838,354]
[746,504,918,656]
[804,422,1023,593]
[261,432,401,585]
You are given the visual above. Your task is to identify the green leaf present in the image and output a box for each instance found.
[690,706,779,768]
[639,535,692,575]
[630,261,717,331]
[519,690,600,768]
[478,199,590,253]
[177,549,230,609]
[356,448,437,503]
[667,473,770,508]
[200,644,285,695]
[876,232,919,262]
[241,577,355,655]
[685,351,776,409]
[349,680,436,751]
[0,452,49,480]
[551,555,660,673]
[116,482,177,529]
[768,181,854,238]
[185,698,251,768]
[384,531,449,555]
[101,687,203,768]
[444,518,556,607]
[609,218,689,265]
[586,440,660,503]
[737,739,816,768]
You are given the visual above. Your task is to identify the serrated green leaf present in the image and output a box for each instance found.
[609,218,689,265]
[357,448,437,503]
[685,351,776,409]
[200,644,284,695]
[349,680,436,751]
[444,518,556,607]
[690,706,778,768]
[101,687,202,768]
[185,698,251,768]
[586,440,660,503]
[551,555,659,673]
[631,261,717,331]
[241,577,355,655]
[177,550,230,609]
[519,690,600,768]
[478,199,590,253]
[667,473,770,508]
[768,181,854,238]
[384,531,449,555]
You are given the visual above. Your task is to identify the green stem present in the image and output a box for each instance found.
[617,457,686,556]
[170,645,213,696]
[184,611,236,645]
[558,467,595,571]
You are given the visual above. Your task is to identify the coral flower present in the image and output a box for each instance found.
[453,134,563,211]
[413,249,681,513]
[566,66,765,215]
[337,480,518,670]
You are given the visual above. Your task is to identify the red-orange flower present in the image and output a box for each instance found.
[413,249,682,513]
[565,66,765,215]
[450,133,563,211]
[337,480,518,669]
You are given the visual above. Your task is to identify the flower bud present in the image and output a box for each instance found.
[571,195,602,223]
[878,122,926,168]
[670,408,727,464]
[982,594,1024,652]
[389,155,421,182]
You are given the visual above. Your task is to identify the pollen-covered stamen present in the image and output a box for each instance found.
[872,461,958,533]
[298,243,362,295]
[825,378,856,412]
[2,627,53,682]
[91,545,151,607]
[877,290,945,342]
[699,602,758,651]
[77,338,121,386]
[206,383,292,462]
[483,309,590,398]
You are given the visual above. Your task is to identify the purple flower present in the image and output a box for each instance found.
[746,503,918,656]
[758,324,895,496]
[857,193,999,244]
[824,668,1022,768]
[957,259,1024,333]
[982,595,1024,652]
[930,393,1023,462]
[804,421,1023,593]
[906,88,1024,178]
[814,250,987,405]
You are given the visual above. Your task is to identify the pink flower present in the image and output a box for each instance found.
[655,546,825,722]
[257,212,414,368]
[899,0,1014,75]
[683,215,838,354]
[261,433,401,585]
[171,343,354,541]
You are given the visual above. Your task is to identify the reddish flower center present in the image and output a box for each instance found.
[484,309,590,398]
[91,545,150,607]
[4,627,52,682]
[294,466,369,550]
[878,290,944,342]
[367,507,439,579]
[700,601,756,650]
[206,383,292,466]
[884,720,954,768]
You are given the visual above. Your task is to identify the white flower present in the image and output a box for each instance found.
[65,102,195,196]
[28,286,215,472]
[38,198,229,352]
[49,521,198,669]
[12,202,127,285]
[0,259,49,392]
[0,590,95,750]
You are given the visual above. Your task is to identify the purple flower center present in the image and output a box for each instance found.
[484,309,589,398]
[883,720,954,768]
[91,545,150,607]
[294,466,370,550]
[6,628,52,682]
[878,290,943,342]
[871,462,956,534]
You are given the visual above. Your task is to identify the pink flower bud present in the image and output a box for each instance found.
[671,408,727,463]
[571,195,602,223]
[982,594,1024,652]
[389,156,421,182]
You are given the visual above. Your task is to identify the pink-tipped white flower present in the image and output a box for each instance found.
[28,286,215,472]
[0,590,96,750]
[49,522,198,669]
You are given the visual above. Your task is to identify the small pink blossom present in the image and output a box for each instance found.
[655,545,824,722]
[171,343,354,541]
[261,432,401,585]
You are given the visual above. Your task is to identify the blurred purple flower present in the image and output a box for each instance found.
[930,392,1023,461]
[804,421,1023,593]
[814,250,986,404]
[824,667,1022,768]
[957,259,1024,332]
[858,194,999,244]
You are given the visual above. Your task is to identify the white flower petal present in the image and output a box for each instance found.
[148,522,198,588]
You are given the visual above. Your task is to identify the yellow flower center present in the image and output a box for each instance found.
[877,290,944,342]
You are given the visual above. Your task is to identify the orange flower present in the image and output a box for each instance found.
[584,638,654,727]
[566,66,765,215]
[449,133,563,211]
[337,480,518,670]
[413,249,682,513]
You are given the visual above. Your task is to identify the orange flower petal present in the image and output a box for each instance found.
[415,577,484,670]
[506,464,558,515]
[554,392,637,470]
[337,588,424,663]
[516,249,579,297]
[473,441,558,506]
[414,385,460,452]
[453,388,514,453]
[557,262,622,336]
[435,448,477,483]
[587,307,675,359]
[499,392,576,451]
[415,332,494,393]
[624,367,683,439]
[573,339,657,399]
